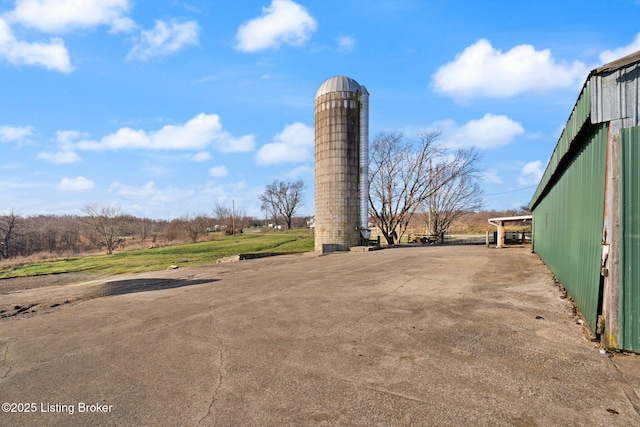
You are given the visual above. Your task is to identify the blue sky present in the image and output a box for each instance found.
[1,0,640,219]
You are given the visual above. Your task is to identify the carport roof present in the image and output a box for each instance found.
[488,215,532,224]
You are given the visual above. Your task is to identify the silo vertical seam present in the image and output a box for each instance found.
[359,86,369,233]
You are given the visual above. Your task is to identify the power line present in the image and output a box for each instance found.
[484,185,537,196]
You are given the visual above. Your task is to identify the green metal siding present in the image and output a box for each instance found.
[620,127,640,351]
[532,124,608,331]
[531,82,592,208]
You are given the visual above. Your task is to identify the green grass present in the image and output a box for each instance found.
[0,231,314,279]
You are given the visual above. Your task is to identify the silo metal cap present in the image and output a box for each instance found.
[315,76,363,99]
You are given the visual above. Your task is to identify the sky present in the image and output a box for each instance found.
[2,0,640,220]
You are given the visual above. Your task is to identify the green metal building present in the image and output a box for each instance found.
[530,50,640,352]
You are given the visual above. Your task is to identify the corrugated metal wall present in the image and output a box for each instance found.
[591,62,640,129]
[531,83,591,206]
[620,126,640,351]
[532,54,640,351]
[532,124,608,331]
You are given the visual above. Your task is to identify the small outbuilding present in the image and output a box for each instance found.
[488,215,532,248]
[530,50,640,351]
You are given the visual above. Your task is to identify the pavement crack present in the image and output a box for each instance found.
[1,339,16,379]
[198,312,225,426]
[332,375,430,405]
[605,355,640,416]
[354,280,410,324]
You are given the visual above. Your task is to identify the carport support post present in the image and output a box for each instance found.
[488,215,531,249]
[496,221,505,249]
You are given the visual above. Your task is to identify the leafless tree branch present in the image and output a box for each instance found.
[82,204,127,254]
[259,180,305,229]
[368,131,483,245]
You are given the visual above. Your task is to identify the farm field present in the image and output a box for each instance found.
[0,230,314,280]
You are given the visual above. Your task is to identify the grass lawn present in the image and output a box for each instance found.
[0,230,314,279]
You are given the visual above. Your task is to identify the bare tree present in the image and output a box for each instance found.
[180,213,211,243]
[0,209,23,259]
[423,156,484,242]
[368,130,483,245]
[508,205,531,216]
[213,202,244,234]
[42,220,59,253]
[137,217,154,241]
[259,180,305,229]
[60,216,84,253]
[82,204,127,254]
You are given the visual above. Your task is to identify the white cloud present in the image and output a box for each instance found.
[481,169,503,184]
[111,181,195,205]
[149,187,195,204]
[0,1,140,72]
[518,161,544,186]
[432,39,588,100]
[127,19,199,60]
[56,129,89,149]
[7,0,131,33]
[436,113,525,149]
[337,35,356,52]
[255,122,313,165]
[200,180,266,216]
[173,1,201,14]
[208,165,228,177]
[0,124,33,142]
[235,0,317,52]
[110,181,156,197]
[57,176,94,191]
[0,18,72,72]
[142,163,174,178]
[600,33,640,64]
[74,113,255,153]
[37,151,81,163]
[109,16,137,34]
[0,178,47,190]
[284,164,313,179]
[192,151,211,162]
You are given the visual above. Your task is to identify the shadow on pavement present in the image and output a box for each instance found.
[1,278,218,318]
[93,278,217,298]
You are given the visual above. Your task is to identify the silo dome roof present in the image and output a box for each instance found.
[315,76,362,99]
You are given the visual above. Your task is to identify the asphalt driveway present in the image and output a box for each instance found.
[1,245,639,426]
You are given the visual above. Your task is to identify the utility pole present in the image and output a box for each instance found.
[427,159,432,236]
[232,199,235,235]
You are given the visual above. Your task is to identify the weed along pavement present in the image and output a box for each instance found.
[1,245,640,426]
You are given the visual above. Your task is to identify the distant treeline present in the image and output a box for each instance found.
[0,210,310,260]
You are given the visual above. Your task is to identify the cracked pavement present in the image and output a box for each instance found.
[1,245,640,426]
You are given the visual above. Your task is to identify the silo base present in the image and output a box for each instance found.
[350,246,382,252]
[321,244,349,254]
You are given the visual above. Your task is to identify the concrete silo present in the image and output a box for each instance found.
[314,76,370,252]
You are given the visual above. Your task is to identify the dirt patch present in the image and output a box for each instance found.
[0,271,100,293]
